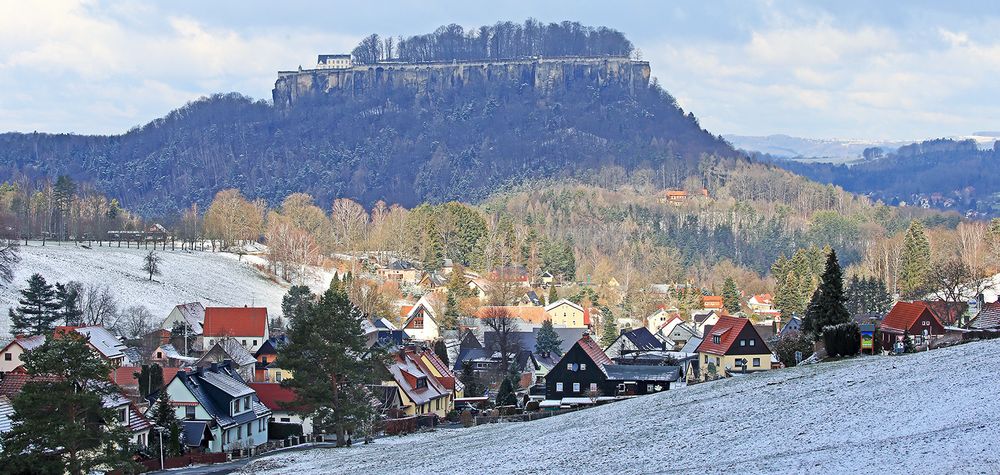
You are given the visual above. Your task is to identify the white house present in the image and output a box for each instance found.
[201,307,269,353]
[401,295,440,342]
[161,302,207,335]
[544,299,587,328]
[0,335,45,374]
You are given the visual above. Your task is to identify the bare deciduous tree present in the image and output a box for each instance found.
[0,239,21,285]
[481,306,521,379]
[82,284,118,326]
[142,250,162,281]
[114,305,155,340]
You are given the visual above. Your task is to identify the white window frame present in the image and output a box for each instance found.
[555,382,564,392]
[580,363,587,370]
[572,382,581,392]
[739,339,746,347]
[749,339,756,347]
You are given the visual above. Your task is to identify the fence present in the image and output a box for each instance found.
[130,452,228,472]
[472,407,582,425]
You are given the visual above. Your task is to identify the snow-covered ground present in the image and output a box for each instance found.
[241,339,1000,474]
[0,242,333,336]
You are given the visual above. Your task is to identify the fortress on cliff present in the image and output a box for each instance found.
[273,54,651,107]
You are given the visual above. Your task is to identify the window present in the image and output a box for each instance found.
[580,363,587,370]
[3,353,10,361]
[280,417,290,423]
[704,355,709,363]
[712,336,720,344]
[589,383,597,392]
[555,382,564,392]
[416,377,428,389]
[752,358,761,367]
[573,383,580,392]
[261,356,269,364]
[118,408,128,424]
[259,419,265,431]
[567,363,573,371]
[647,384,655,392]
[739,339,746,347]
[237,426,242,439]
[749,339,756,347]
[922,320,931,326]
[252,340,258,347]
[275,372,283,382]
[247,422,252,437]
[242,339,248,347]
[156,351,163,359]
[232,401,239,415]
[185,406,195,420]
[244,396,251,410]
[435,398,441,410]
[412,317,423,329]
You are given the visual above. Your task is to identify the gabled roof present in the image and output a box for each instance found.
[387,260,416,270]
[679,336,703,354]
[248,382,308,412]
[1,334,46,353]
[109,366,180,389]
[694,316,769,356]
[254,336,289,358]
[174,362,270,429]
[693,310,720,324]
[57,326,126,360]
[203,307,268,337]
[616,328,665,351]
[402,295,438,330]
[882,301,941,333]
[702,296,724,309]
[386,349,452,406]
[545,299,583,314]
[575,334,614,376]
[0,396,13,435]
[0,371,62,398]
[182,420,213,447]
[970,301,1000,330]
[156,343,197,362]
[921,300,968,326]
[173,302,206,333]
[103,392,152,433]
[524,290,542,306]
[199,339,257,367]
[749,294,773,305]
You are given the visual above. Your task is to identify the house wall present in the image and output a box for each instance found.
[161,307,191,332]
[544,345,608,398]
[271,410,314,436]
[697,352,771,380]
[548,303,585,328]
[264,367,294,382]
[881,310,946,348]
[202,334,267,353]
[0,343,27,373]
[403,314,439,342]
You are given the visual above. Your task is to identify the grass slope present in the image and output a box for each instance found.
[0,242,331,337]
[242,339,1000,474]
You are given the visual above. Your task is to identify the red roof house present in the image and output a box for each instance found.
[880,301,945,349]
[201,307,269,352]
[693,315,773,379]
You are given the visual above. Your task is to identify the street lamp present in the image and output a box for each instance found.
[156,426,166,470]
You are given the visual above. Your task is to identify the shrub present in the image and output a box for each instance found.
[772,333,814,367]
[822,322,861,357]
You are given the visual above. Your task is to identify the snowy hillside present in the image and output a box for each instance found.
[242,339,1000,474]
[0,242,333,336]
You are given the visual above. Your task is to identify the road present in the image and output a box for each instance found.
[145,442,339,475]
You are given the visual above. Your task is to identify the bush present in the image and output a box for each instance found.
[772,333,814,367]
[268,422,304,440]
[822,322,861,357]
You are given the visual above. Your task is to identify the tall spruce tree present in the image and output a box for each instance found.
[801,250,851,340]
[135,364,164,399]
[535,319,563,356]
[281,285,314,320]
[9,273,60,335]
[149,390,183,457]
[279,280,377,446]
[722,277,741,314]
[899,220,931,299]
[55,281,84,326]
[600,310,619,349]
[433,339,450,366]
[459,361,484,397]
[494,377,517,407]
[547,285,558,305]
[0,332,137,474]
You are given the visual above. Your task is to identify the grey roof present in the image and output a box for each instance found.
[7,334,45,351]
[176,363,270,429]
[679,336,703,354]
[970,302,1000,330]
[182,420,212,447]
[388,260,416,270]
[483,328,583,356]
[174,302,206,333]
[604,365,681,382]
[200,339,256,367]
[621,328,665,351]
[122,347,143,366]
[0,396,13,435]
[201,370,254,397]
[76,326,127,360]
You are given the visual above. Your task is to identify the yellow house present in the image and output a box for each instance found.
[384,346,462,417]
[0,335,45,374]
[544,299,587,328]
[693,315,772,382]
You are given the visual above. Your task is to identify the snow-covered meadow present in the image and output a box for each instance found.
[241,339,1000,474]
[0,242,333,336]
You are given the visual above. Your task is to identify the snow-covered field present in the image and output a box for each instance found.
[0,242,332,336]
[242,339,1000,475]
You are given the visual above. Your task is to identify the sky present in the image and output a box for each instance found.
[1,0,998,141]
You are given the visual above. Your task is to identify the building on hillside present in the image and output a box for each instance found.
[377,260,421,286]
[519,290,542,306]
[467,278,490,299]
[0,335,45,374]
[692,310,721,335]
[162,361,270,453]
[253,336,291,382]
[544,299,588,328]
[382,346,462,418]
[248,382,313,436]
[921,300,969,327]
[198,338,257,382]
[419,272,447,291]
[201,307,269,353]
[540,271,555,286]
[881,301,946,350]
[316,54,352,69]
[104,391,153,448]
[401,295,441,342]
[150,343,198,367]
[489,265,532,288]
[110,365,180,400]
[747,294,774,313]
[701,296,724,311]
[474,305,550,328]
[543,334,680,404]
[658,189,688,204]
[693,316,773,382]
[777,316,803,338]
[660,322,699,350]
[646,308,680,334]
[55,326,131,367]
[968,301,1000,335]
[604,328,666,361]
[161,302,206,335]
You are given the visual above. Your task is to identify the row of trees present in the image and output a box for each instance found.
[0,176,136,242]
[352,20,634,64]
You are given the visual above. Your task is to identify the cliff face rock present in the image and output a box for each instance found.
[273,57,650,107]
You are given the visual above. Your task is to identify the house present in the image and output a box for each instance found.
[253,336,291,382]
[880,301,946,350]
[693,316,773,381]
[201,307,269,353]
[968,301,1000,334]
[316,53,352,69]
[377,260,421,286]
[109,365,181,398]
[519,290,542,306]
[248,382,313,436]
[692,310,721,335]
[419,272,447,291]
[660,322,699,350]
[747,294,774,313]
[364,319,409,349]
[104,391,153,448]
[544,299,588,328]
[0,335,45,373]
[777,316,803,338]
[162,361,271,453]
[604,328,666,361]
[543,334,679,402]
[921,300,969,327]
[540,271,555,286]
[646,308,680,334]
[467,278,490,299]
[658,189,688,204]
[474,306,550,328]
[150,343,197,367]
[489,265,531,288]
[161,302,207,335]
[401,295,441,342]
[382,346,462,417]
[701,296,725,311]
[55,326,130,367]
[198,338,258,383]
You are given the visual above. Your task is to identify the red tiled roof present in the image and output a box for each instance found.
[577,334,614,373]
[109,366,180,389]
[399,305,414,318]
[203,307,268,337]
[920,300,968,325]
[702,296,724,309]
[883,301,941,333]
[248,382,308,412]
[0,372,62,398]
[694,315,755,355]
[475,306,550,325]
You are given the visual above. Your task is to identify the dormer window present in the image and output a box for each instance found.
[415,377,428,389]
[712,335,721,344]
[244,396,251,410]
[118,408,128,425]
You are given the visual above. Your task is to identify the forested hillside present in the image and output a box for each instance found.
[768,138,1000,216]
[0,20,732,218]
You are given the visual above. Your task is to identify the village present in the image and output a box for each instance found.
[1,239,997,473]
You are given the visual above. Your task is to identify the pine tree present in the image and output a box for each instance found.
[535,319,563,356]
[9,273,60,335]
[722,277,741,314]
[494,377,517,407]
[279,281,377,446]
[149,390,183,457]
[899,220,931,299]
[281,285,314,320]
[433,339,450,366]
[445,264,470,298]
[422,220,444,271]
[547,285,558,305]
[845,275,863,317]
[441,292,460,330]
[871,278,892,315]
[459,361,484,397]
[135,364,164,399]
[55,281,83,326]
[600,310,619,349]
[801,250,851,340]
[0,332,138,474]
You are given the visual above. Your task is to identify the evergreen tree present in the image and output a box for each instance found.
[279,281,377,446]
[9,273,60,335]
[0,332,137,474]
[600,310,619,349]
[899,220,931,299]
[422,219,444,271]
[445,264,470,298]
[870,278,892,315]
[494,377,517,407]
[722,277,741,314]
[433,339,450,367]
[547,285,558,305]
[535,319,563,356]
[801,250,851,340]
[148,390,183,457]
[55,281,84,326]
[459,361,484,397]
[845,275,863,317]
[441,292,460,330]
[135,364,164,399]
[281,285,314,320]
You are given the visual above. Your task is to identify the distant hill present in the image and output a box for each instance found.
[724,134,912,163]
[0,21,735,218]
